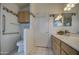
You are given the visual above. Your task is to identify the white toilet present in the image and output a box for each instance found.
[16,40,24,54]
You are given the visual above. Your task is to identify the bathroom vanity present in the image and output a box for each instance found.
[51,34,79,55]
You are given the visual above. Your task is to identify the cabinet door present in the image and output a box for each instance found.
[61,49,68,55]
[52,38,61,55]
[53,36,60,45]
[61,42,78,55]
[53,43,60,55]
[18,11,29,23]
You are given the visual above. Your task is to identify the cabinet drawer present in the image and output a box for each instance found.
[61,42,78,55]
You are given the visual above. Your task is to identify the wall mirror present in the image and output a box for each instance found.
[63,13,72,26]
[53,13,74,27]
[53,14,63,27]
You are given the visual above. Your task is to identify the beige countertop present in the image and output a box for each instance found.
[52,34,79,52]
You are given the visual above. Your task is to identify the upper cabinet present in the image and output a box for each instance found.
[18,11,30,23]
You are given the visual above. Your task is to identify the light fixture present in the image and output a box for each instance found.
[55,15,62,20]
[67,7,71,11]
[70,4,75,8]
[67,4,71,7]
[64,7,71,11]
[64,7,68,11]
[67,3,75,8]
[64,3,76,11]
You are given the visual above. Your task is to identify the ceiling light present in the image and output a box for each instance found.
[64,3,76,11]
[67,3,75,8]
[71,4,75,8]
[67,7,71,11]
[55,15,62,20]
[64,7,71,11]
[64,7,68,11]
[67,4,71,7]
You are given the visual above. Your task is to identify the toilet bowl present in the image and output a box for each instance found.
[17,40,24,53]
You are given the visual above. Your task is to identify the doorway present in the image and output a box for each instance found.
[34,13,50,48]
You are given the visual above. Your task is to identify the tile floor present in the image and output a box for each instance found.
[11,46,53,55]
[9,49,24,55]
[30,46,54,55]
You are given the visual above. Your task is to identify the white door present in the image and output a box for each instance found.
[35,14,50,47]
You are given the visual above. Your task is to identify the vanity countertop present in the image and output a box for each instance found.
[52,34,79,52]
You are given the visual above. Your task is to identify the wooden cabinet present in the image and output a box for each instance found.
[61,50,67,55]
[51,36,61,55]
[61,42,78,55]
[18,11,30,23]
[53,42,60,55]
[51,35,79,55]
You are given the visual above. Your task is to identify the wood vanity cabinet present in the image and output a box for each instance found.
[61,50,67,55]
[51,35,79,55]
[51,36,61,55]
[18,11,30,23]
[61,42,78,55]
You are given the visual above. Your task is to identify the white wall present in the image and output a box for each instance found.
[51,15,79,34]
[23,4,37,54]
[30,3,64,45]
[1,3,20,54]
[24,15,35,54]
[27,15,35,54]
[30,4,79,49]
[51,6,79,34]
[2,3,19,33]
[29,4,64,48]
[31,3,79,35]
